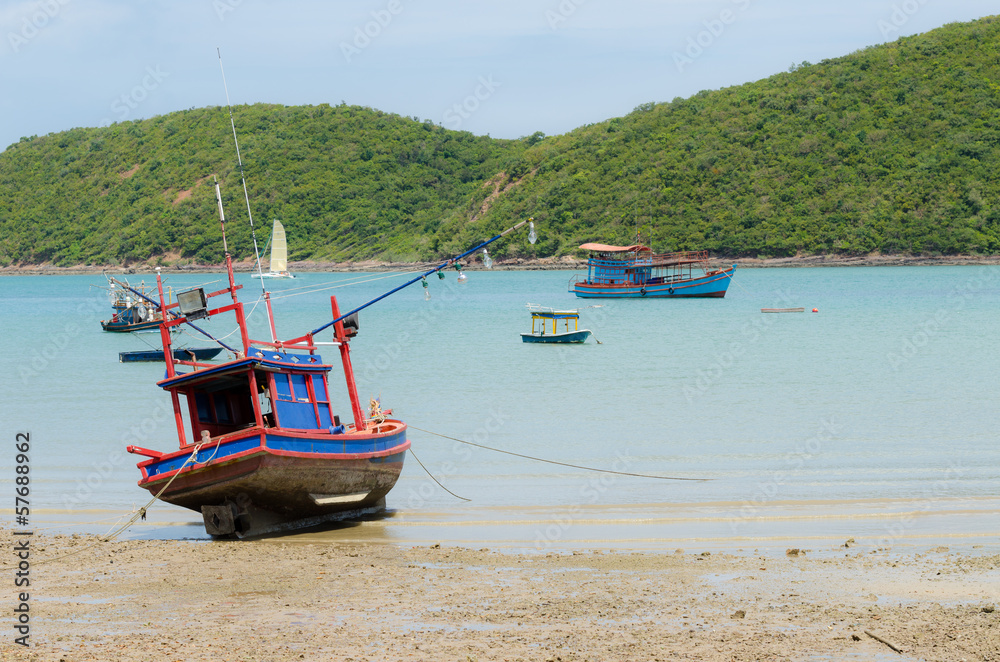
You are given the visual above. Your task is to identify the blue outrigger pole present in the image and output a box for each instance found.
[310,217,536,336]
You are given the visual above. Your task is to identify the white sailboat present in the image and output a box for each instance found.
[253,219,294,278]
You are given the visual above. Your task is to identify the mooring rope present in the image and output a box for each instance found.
[408,425,707,482]
[4,441,213,568]
[407,447,471,501]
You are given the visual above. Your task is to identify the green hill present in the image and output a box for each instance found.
[2,16,999,267]
[0,105,527,266]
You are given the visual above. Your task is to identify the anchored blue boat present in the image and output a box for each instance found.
[521,304,593,344]
[119,347,224,363]
[101,275,172,332]
[569,244,735,299]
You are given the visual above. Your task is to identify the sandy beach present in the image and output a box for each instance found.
[2,528,996,661]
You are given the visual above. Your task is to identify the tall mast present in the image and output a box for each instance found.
[217,48,278,343]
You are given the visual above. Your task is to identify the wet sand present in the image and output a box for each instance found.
[2,528,996,661]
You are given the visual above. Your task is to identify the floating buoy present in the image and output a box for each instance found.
[812,308,818,313]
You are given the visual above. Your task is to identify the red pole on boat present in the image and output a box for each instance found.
[330,296,367,432]
[155,268,175,378]
[263,291,278,347]
[155,268,187,446]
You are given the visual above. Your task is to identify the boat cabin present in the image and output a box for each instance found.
[529,310,582,336]
[579,243,712,288]
[159,350,341,446]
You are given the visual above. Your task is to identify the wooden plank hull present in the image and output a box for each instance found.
[521,330,592,343]
[101,319,161,332]
[119,347,224,362]
[135,424,408,537]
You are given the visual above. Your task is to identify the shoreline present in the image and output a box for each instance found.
[2,529,996,661]
[4,253,1000,276]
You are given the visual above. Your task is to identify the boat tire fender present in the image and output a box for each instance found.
[668,287,674,295]
[640,288,646,296]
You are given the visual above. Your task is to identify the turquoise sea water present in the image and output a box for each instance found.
[1,266,998,553]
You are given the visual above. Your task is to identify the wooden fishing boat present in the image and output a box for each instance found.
[569,244,735,298]
[521,304,592,344]
[119,347,224,363]
[252,219,294,278]
[100,276,171,332]
[124,212,409,537]
[123,57,537,537]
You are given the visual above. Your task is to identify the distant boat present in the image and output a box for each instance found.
[761,307,805,313]
[100,275,171,332]
[119,347,224,363]
[252,219,294,279]
[521,304,593,344]
[569,244,735,298]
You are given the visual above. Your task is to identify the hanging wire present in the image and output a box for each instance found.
[267,269,428,301]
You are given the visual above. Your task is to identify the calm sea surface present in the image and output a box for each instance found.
[1,266,998,553]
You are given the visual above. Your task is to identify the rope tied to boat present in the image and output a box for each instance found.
[6,439,219,568]
[408,425,708,482]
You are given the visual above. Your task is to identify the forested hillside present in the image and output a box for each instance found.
[467,15,1000,258]
[1,16,998,266]
[0,105,526,266]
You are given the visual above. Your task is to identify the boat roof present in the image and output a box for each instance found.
[157,349,332,390]
[531,310,579,319]
[578,243,651,253]
[526,303,579,318]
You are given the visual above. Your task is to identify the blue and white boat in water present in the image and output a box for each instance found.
[521,304,593,344]
[569,243,736,298]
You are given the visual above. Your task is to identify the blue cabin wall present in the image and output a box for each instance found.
[272,372,335,430]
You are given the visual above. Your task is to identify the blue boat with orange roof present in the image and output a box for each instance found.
[569,243,736,299]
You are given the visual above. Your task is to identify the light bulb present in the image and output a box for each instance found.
[457,271,467,283]
[528,221,537,245]
[482,248,493,269]
[424,288,431,300]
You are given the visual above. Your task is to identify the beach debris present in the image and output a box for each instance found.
[851,634,862,641]
[786,548,804,557]
[731,610,746,619]
[982,604,996,613]
[843,538,856,548]
[864,630,904,653]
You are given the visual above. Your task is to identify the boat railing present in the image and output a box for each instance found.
[649,250,709,266]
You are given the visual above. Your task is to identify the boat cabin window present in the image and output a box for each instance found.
[271,371,335,430]
[187,380,255,439]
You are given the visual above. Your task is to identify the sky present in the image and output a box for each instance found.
[0,0,997,152]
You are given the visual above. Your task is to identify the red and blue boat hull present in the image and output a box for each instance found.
[570,266,735,298]
[133,422,408,537]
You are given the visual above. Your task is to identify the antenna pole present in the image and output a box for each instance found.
[218,47,276,342]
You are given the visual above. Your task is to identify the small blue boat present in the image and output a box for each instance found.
[119,347,224,363]
[521,304,593,344]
